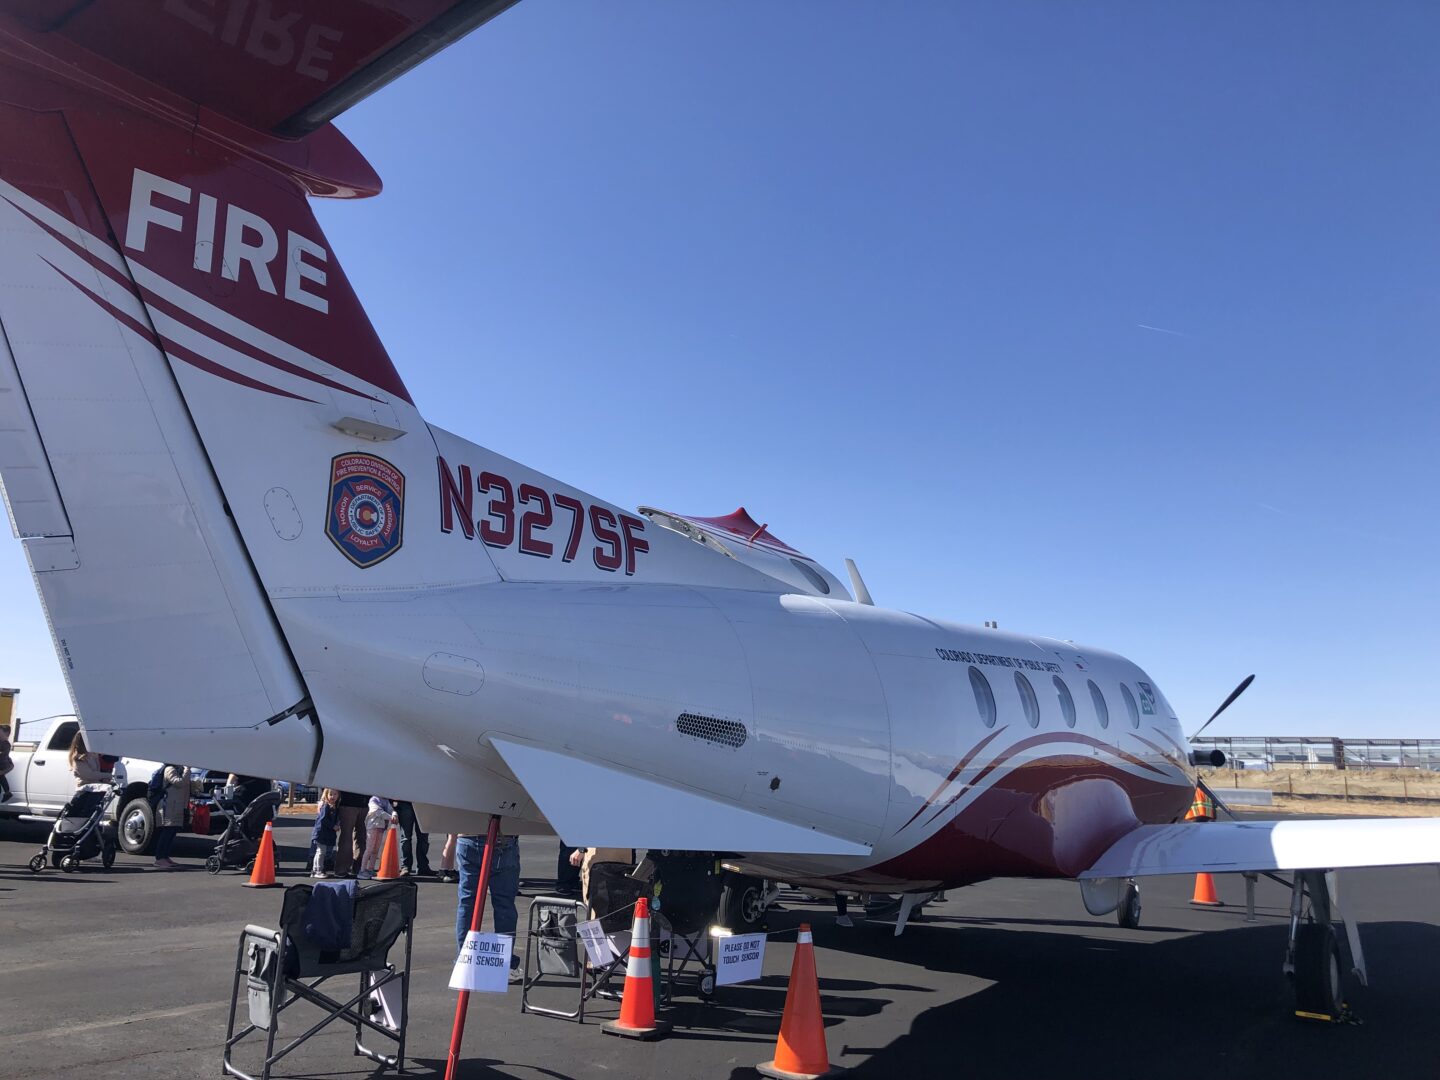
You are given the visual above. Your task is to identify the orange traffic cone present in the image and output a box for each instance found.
[242,822,280,888]
[1184,787,1216,821]
[602,897,671,1040]
[376,819,401,880]
[758,923,837,1080]
[1190,872,1223,907]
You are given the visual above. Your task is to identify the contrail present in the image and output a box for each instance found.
[1137,323,1185,336]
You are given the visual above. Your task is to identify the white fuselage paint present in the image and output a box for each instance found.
[279,575,1194,887]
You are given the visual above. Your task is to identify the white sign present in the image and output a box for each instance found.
[449,932,512,993]
[576,918,615,966]
[715,933,766,986]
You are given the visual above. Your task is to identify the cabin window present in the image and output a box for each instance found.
[1120,683,1141,728]
[1088,680,1110,729]
[969,667,997,728]
[1053,676,1076,728]
[1015,672,1041,728]
[788,558,830,595]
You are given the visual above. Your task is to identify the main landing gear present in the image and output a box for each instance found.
[1284,869,1366,1024]
[1116,879,1142,929]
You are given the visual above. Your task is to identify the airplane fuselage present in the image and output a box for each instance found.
[281,576,1194,891]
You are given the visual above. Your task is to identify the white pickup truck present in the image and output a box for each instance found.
[1,714,227,853]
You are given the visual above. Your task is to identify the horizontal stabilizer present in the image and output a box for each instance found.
[491,738,872,856]
[1081,817,1440,879]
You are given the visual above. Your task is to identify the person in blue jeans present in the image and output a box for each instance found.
[455,833,521,977]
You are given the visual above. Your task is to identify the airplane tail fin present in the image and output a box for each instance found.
[0,18,463,778]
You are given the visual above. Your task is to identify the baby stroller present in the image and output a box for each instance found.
[28,781,118,873]
[206,787,283,874]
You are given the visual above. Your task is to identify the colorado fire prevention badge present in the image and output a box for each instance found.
[325,453,404,568]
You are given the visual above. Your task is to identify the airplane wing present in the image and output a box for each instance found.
[0,0,519,137]
[1080,818,1440,878]
[491,737,873,856]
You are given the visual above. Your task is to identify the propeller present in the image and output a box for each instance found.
[1186,674,1255,822]
[1188,673,1254,742]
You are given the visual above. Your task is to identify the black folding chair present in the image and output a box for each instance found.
[223,880,417,1080]
[649,852,723,1001]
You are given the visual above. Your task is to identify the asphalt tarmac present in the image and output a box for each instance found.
[2,815,1438,1080]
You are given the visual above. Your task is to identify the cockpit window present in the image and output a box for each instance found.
[969,667,997,728]
[1053,676,1076,728]
[1015,672,1041,728]
[1087,680,1110,729]
[1120,683,1141,728]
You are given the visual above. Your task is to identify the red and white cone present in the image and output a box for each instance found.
[602,897,671,1040]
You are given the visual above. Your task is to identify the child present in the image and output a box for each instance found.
[359,795,394,879]
[310,788,339,878]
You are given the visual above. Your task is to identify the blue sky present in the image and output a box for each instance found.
[2,2,1437,737]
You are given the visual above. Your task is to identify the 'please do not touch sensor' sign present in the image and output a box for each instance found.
[449,932,512,993]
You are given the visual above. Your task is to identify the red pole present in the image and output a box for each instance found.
[444,814,501,1080]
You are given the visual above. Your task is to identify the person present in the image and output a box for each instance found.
[394,800,431,876]
[455,831,521,980]
[834,893,854,928]
[334,790,368,878]
[554,839,581,897]
[358,795,394,879]
[310,788,339,877]
[436,833,459,884]
[568,846,634,910]
[569,846,635,961]
[67,731,109,786]
[153,764,193,869]
[0,723,13,803]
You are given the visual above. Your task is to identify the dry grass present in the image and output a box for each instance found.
[1239,796,1440,818]
[1202,766,1440,802]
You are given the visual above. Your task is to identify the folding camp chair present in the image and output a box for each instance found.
[519,896,592,1021]
[223,879,417,1080]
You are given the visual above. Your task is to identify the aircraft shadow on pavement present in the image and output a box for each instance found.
[788,918,1440,1080]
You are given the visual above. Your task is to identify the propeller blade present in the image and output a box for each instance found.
[1189,674,1254,741]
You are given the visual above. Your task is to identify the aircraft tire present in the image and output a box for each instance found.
[718,874,768,932]
[1293,923,1344,1019]
[1117,881,1142,929]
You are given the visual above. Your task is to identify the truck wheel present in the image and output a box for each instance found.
[117,797,155,855]
[718,874,769,932]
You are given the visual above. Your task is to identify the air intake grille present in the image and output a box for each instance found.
[676,713,748,749]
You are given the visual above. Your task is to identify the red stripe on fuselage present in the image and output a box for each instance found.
[897,725,1009,832]
[919,730,1170,831]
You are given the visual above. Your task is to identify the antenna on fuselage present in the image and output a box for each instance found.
[844,559,874,606]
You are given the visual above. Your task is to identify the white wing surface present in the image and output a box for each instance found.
[491,738,873,856]
[1081,818,1440,879]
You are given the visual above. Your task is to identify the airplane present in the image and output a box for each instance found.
[0,1,1434,1024]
